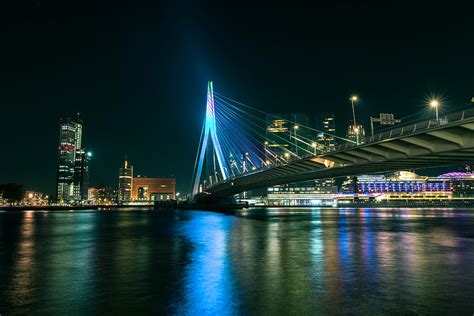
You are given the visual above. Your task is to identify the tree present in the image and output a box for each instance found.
[0,183,25,205]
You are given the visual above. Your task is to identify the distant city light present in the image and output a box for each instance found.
[87,151,93,157]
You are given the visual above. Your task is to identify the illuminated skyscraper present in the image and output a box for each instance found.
[118,159,133,202]
[315,112,336,149]
[266,116,290,161]
[73,149,91,201]
[56,117,83,202]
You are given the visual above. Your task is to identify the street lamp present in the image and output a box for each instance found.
[311,142,317,155]
[293,125,299,155]
[350,96,358,127]
[430,99,439,123]
[350,95,360,144]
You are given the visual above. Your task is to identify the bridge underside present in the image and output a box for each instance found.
[207,119,474,197]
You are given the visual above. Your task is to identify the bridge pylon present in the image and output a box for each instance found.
[192,81,229,197]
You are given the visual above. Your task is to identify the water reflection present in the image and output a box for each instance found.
[0,208,473,314]
[177,212,240,314]
[7,211,37,309]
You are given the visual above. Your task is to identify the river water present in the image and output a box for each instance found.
[1,208,473,315]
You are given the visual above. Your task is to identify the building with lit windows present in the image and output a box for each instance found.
[437,172,474,197]
[340,171,452,199]
[265,116,291,161]
[346,124,366,144]
[118,159,133,202]
[96,185,115,204]
[267,183,338,206]
[87,187,98,204]
[22,191,49,206]
[315,112,336,149]
[73,149,91,201]
[131,177,176,201]
[56,117,84,202]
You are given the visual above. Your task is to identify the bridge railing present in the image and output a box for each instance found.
[334,108,474,152]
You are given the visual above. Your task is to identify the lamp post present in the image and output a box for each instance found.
[311,142,317,155]
[293,125,299,155]
[350,95,359,144]
[430,99,439,124]
[350,96,358,126]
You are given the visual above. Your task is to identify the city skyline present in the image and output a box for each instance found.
[1,2,474,194]
[2,3,474,315]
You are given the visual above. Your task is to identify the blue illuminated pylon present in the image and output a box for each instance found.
[192,82,229,196]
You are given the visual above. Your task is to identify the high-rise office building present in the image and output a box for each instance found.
[265,112,317,161]
[266,115,290,162]
[56,117,83,202]
[118,159,133,202]
[315,112,336,149]
[73,149,91,200]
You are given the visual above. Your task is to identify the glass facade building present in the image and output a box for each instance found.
[56,117,86,202]
[118,159,133,202]
[315,112,336,149]
[73,149,90,200]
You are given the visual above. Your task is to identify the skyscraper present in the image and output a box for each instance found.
[265,112,317,162]
[73,149,91,201]
[266,115,290,163]
[315,112,336,149]
[118,159,133,202]
[56,117,83,202]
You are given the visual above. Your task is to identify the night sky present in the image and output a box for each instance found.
[1,1,473,195]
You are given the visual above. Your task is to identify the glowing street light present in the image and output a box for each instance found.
[350,95,360,145]
[430,99,440,123]
[350,95,358,127]
[311,142,317,155]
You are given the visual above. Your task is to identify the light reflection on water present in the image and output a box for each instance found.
[0,208,473,314]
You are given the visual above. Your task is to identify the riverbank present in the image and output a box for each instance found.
[0,204,154,211]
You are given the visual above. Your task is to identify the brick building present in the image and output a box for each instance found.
[131,177,176,201]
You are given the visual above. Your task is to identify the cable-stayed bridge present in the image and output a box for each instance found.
[191,82,474,199]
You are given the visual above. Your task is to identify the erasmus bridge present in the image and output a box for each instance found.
[191,82,474,199]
